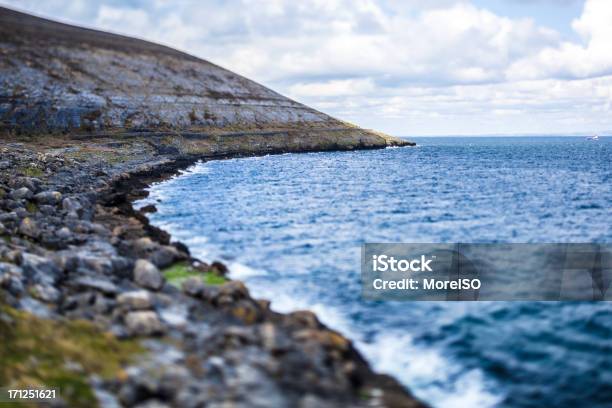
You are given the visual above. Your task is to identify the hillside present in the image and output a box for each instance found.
[0,6,413,153]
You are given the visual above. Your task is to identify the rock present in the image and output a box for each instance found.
[18,217,40,238]
[74,276,119,294]
[34,190,62,205]
[15,208,29,218]
[31,283,61,303]
[3,274,24,296]
[38,205,57,215]
[134,259,163,290]
[62,197,82,213]
[1,249,22,264]
[56,226,72,240]
[222,325,258,346]
[259,322,290,352]
[209,261,229,276]
[124,311,164,336]
[0,262,25,296]
[158,365,190,398]
[217,280,249,302]
[158,304,188,327]
[191,260,210,273]
[140,204,157,213]
[117,290,153,310]
[61,292,95,312]
[148,246,181,268]
[231,301,261,324]
[11,177,41,192]
[10,186,33,200]
[4,200,22,210]
[181,277,205,297]
[20,252,62,285]
[294,329,350,352]
[0,211,18,225]
[257,299,271,311]
[287,310,320,329]
[133,401,170,408]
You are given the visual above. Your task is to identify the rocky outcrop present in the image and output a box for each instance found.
[0,6,413,152]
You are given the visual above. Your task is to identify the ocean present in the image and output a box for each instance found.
[136,137,612,407]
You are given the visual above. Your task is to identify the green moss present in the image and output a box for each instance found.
[0,303,142,407]
[20,166,44,177]
[162,262,227,287]
[25,202,38,213]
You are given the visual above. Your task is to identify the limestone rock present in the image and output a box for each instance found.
[117,290,153,311]
[125,311,164,336]
[134,259,164,290]
[10,186,33,200]
[19,217,40,238]
[34,191,62,205]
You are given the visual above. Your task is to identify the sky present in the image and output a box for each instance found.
[2,0,612,136]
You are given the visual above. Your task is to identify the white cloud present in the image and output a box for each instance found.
[1,0,611,135]
[288,79,376,98]
[506,0,612,80]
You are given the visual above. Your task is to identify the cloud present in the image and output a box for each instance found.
[1,0,611,135]
[506,0,612,80]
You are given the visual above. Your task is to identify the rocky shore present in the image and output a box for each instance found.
[0,136,423,408]
[0,7,421,407]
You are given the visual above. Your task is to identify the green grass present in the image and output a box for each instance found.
[65,149,131,165]
[20,166,44,177]
[162,262,227,287]
[0,302,142,407]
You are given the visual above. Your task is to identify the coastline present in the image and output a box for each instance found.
[0,7,420,406]
[0,135,424,407]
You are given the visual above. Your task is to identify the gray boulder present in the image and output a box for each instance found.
[117,290,153,311]
[124,311,164,336]
[19,217,40,238]
[10,186,33,200]
[134,259,164,290]
[74,276,119,294]
[62,197,83,213]
[20,252,62,285]
[34,191,62,205]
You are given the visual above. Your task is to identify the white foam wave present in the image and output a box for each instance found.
[243,278,501,408]
[358,332,502,408]
[227,261,268,279]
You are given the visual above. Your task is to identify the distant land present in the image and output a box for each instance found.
[407,132,610,138]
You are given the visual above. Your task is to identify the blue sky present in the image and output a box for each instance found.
[472,0,584,38]
[2,0,611,136]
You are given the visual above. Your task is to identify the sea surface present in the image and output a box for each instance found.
[136,137,612,407]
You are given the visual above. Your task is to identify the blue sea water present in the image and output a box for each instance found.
[137,137,612,407]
